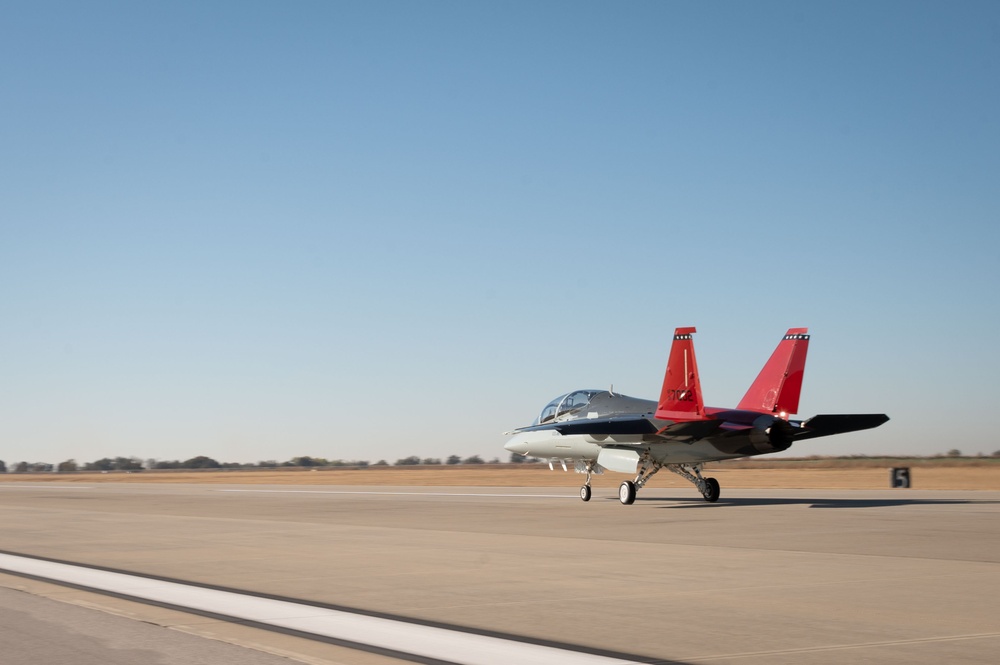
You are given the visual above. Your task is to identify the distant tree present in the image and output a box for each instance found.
[947,449,962,458]
[489,457,500,464]
[446,455,462,465]
[509,452,525,464]
[182,456,220,469]
[14,461,29,473]
[257,460,279,468]
[395,456,421,466]
[0,460,6,473]
[154,460,182,469]
[29,463,53,472]
[373,459,389,466]
[992,450,1000,458]
[84,458,115,471]
[57,459,78,473]
[113,457,143,471]
[145,458,158,470]
[463,455,484,464]
[355,460,370,468]
[291,456,323,467]
[422,458,442,465]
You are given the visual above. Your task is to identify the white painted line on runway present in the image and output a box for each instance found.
[0,552,640,665]
[216,489,577,499]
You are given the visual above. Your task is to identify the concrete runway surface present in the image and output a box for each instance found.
[0,482,998,664]
[0,585,301,665]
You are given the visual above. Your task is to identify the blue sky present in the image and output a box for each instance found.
[2,1,998,465]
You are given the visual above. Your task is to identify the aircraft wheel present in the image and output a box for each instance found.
[580,485,592,502]
[702,477,720,503]
[619,481,637,505]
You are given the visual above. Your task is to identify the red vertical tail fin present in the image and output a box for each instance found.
[737,328,810,417]
[655,327,707,421]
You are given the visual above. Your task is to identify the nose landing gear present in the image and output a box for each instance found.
[578,460,600,502]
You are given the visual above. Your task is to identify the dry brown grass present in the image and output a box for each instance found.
[3,465,999,490]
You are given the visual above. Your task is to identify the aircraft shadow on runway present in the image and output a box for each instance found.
[617,496,1000,509]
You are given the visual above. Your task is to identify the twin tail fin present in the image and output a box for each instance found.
[737,328,810,416]
[656,327,811,422]
[655,327,708,421]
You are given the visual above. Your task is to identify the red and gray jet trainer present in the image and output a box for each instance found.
[504,328,889,504]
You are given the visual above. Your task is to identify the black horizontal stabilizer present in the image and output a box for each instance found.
[795,413,890,441]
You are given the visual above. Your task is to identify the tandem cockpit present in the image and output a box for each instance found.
[533,390,605,425]
[528,389,658,428]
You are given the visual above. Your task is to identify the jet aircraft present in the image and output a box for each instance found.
[504,328,888,504]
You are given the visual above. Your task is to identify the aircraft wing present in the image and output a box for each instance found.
[517,416,724,439]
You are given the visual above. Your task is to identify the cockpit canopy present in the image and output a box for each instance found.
[533,390,604,425]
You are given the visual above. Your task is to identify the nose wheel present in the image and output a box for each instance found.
[579,461,599,502]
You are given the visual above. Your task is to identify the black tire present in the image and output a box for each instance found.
[702,477,720,503]
[619,481,637,505]
[580,485,592,502]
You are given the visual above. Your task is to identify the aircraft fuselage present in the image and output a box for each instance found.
[505,430,754,465]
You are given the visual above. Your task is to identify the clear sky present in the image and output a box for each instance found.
[2,1,998,466]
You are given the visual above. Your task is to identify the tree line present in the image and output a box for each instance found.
[4,452,998,475]
[0,453,539,473]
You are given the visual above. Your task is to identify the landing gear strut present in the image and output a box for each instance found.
[619,453,662,505]
[667,463,721,503]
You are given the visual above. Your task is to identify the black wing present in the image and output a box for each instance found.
[517,416,724,439]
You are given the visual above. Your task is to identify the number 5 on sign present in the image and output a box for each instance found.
[890,467,911,488]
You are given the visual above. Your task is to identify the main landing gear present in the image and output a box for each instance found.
[576,457,722,504]
[701,476,721,503]
[616,457,722,505]
[665,462,721,503]
[619,480,637,505]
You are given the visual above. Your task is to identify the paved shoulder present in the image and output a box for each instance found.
[0,586,298,665]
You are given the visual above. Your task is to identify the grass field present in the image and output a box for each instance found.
[2,464,998,490]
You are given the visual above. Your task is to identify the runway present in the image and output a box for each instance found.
[0,482,998,664]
